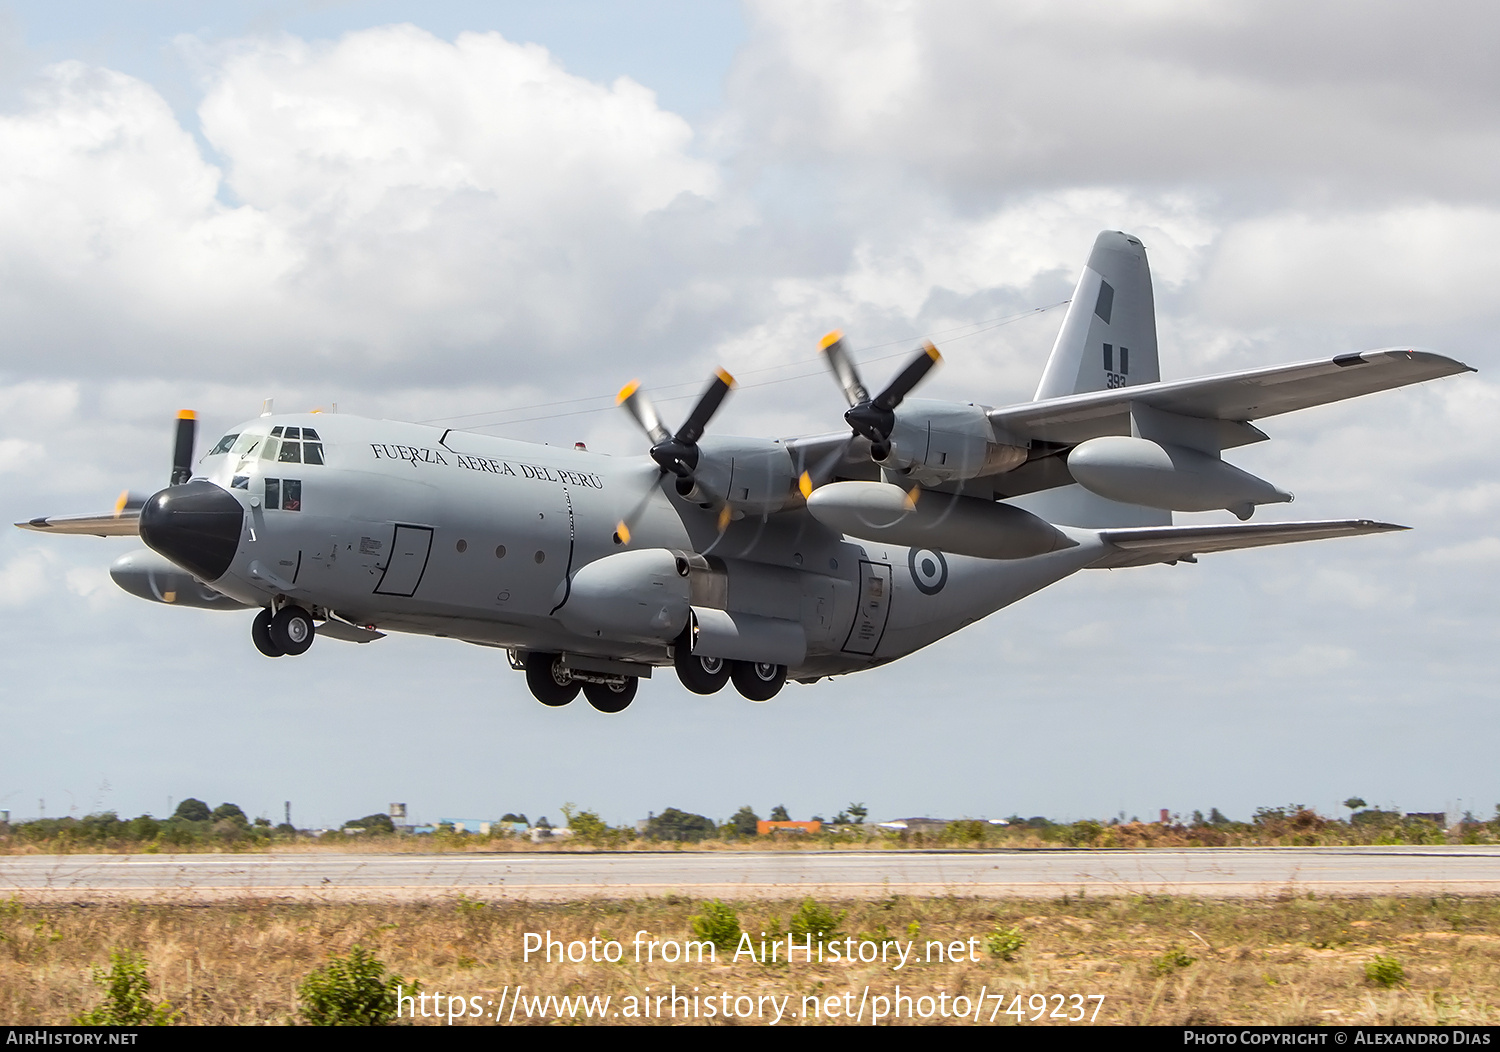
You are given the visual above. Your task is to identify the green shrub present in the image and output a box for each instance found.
[788,898,845,946]
[690,900,743,952]
[1365,955,1406,988]
[985,926,1026,961]
[299,946,412,1025]
[1152,946,1197,974]
[75,950,178,1026]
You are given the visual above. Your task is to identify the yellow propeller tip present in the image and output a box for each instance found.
[715,367,736,388]
[614,521,631,544]
[904,487,921,510]
[818,330,844,351]
[923,342,942,362]
[114,489,130,516]
[798,472,813,498]
[616,380,640,404]
[177,409,196,420]
[717,505,732,531]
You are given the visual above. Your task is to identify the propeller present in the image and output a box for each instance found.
[614,370,736,542]
[819,331,941,460]
[618,369,735,485]
[170,410,197,486]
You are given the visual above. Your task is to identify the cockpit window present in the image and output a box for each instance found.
[271,426,326,465]
[230,432,262,458]
[207,434,239,456]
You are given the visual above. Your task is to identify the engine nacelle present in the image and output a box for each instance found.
[1068,436,1292,519]
[687,436,800,515]
[883,399,1027,486]
[805,481,1074,559]
[109,549,250,609]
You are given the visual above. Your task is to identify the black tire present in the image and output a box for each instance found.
[525,652,578,707]
[269,606,315,656]
[731,661,786,702]
[583,677,637,713]
[252,608,284,657]
[675,645,731,695]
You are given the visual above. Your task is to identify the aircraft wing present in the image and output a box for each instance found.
[1090,519,1407,568]
[15,511,141,537]
[988,349,1473,447]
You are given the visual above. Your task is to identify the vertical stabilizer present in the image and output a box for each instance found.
[1033,231,1160,400]
[1020,231,1170,527]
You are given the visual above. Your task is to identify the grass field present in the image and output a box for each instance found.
[4,893,1498,1025]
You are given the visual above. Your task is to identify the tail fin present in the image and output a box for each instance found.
[1019,231,1169,528]
[1033,231,1160,400]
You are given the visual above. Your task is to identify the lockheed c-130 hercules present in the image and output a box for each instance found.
[19,231,1474,713]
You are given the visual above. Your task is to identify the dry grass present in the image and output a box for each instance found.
[4,894,1500,1025]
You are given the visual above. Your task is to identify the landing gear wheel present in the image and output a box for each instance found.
[675,645,731,695]
[252,608,284,657]
[269,606,315,656]
[583,677,638,713]
[525,652,579,707]
[731,661,786,702]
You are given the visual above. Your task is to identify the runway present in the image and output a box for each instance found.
[4,846,1499,902]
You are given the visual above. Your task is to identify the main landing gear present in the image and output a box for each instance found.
[673,638,786,701]
[524,652,638,713]
[252,605,315,657]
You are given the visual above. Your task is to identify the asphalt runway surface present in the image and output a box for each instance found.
[4,847,1499,902]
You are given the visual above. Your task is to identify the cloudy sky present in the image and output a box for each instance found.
[2,1,1496,830]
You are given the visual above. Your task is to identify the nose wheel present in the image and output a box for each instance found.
[251,606,315,657]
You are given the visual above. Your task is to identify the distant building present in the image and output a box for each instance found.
[758,820,821,835]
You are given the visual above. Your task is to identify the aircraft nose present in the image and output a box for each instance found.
[138,481,245,582]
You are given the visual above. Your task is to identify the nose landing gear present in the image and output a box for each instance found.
[252,605,316,657]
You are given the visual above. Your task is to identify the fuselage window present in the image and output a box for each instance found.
[208,434,239,456]
[278,440,302,463]
[260,437,281,461]
[265,478,280,508]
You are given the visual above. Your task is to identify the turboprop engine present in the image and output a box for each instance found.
[818,332,1029,486]
[1068,436,1292,520]
[876,398,1029,487]
[805,481,1074,560]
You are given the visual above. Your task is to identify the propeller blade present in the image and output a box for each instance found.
[170,410,197,486]
[617,381,672,446]
[675,369,735,445]
[819,330,869,407]
[872,341,942,411]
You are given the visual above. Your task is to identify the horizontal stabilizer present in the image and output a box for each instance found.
[16,511,141,537]
[1092,519,1406,568]
[993,349,1473,447]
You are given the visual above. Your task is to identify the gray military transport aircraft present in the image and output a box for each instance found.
[18,232,1474,712]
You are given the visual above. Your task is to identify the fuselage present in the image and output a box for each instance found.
[156,412,1103,679]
